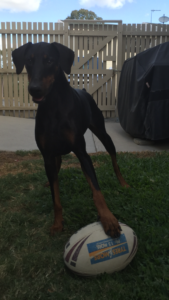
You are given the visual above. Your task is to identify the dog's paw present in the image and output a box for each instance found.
[120,180,130,188]
[50,223,63,235]
[123,182,130,188]
[100,210,121,238]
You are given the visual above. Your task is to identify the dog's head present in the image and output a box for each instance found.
[12,42,74,103]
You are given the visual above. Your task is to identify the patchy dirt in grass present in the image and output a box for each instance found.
[0,151,103,177]
[0,163,43,178]
[62,161,101,169]
[0,151,43,177]
[0,151,41,164]
[0,150,161,177]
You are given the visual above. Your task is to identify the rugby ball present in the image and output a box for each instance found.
[64,222,137,276]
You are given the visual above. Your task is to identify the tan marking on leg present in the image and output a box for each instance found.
[44,181,50,187]
[111,154,130,188]
[45,156,62,188]
[50,177,63,235]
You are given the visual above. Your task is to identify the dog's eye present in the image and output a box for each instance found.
[47,59,53,65]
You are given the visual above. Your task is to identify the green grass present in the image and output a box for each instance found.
[0,152,169,300]
[15,150,41,157]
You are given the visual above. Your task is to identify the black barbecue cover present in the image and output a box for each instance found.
[118,41,169,140]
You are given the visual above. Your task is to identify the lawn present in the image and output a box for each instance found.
[0,151,169,300]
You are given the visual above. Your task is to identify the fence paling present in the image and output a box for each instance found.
[0,21,169,118]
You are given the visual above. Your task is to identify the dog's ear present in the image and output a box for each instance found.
[12,42,32,74]
[52,42,74,75]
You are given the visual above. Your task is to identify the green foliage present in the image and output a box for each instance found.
[0,152,169,300]
[66,9,103,20]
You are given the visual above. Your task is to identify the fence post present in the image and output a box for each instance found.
[64,21,69,47]
[116,21,123,118]
[63,21,69,81]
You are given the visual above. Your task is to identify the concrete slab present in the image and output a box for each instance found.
[0,116,96,153]
[0,116,37,151]
[84,129,96,153]
[1,116,169,153]
[93,120,169,153]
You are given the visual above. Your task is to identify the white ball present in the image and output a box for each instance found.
[64,222,138,276]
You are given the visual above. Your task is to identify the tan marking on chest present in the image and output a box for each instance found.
[64,130,75,144]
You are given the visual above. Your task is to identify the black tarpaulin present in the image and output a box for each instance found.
[118,41,169,140]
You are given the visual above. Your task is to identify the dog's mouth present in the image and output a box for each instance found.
[32,96,44,104]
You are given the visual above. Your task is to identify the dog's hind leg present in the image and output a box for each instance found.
[43,155,63,234]
[89,110,129,188]
[44,156,62,187]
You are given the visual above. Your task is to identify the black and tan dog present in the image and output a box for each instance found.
[12,42,129,238]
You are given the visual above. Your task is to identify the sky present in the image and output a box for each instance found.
[0,0,168,25]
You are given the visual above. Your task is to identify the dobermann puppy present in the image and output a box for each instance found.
[12,42,129,238]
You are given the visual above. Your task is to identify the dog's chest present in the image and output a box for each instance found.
[36,109,75,154]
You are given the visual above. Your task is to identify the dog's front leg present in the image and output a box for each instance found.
[44,156,63,234]
[74,137,121,238]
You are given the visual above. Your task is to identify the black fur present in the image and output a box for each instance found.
[12,42,129,237]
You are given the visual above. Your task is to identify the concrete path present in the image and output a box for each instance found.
[0,116,169,153]
[93,120,169,153]
[0,116,37,151]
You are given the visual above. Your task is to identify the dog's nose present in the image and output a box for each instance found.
[29,84,42,97]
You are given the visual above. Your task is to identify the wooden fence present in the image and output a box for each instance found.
[0,20,169,118]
